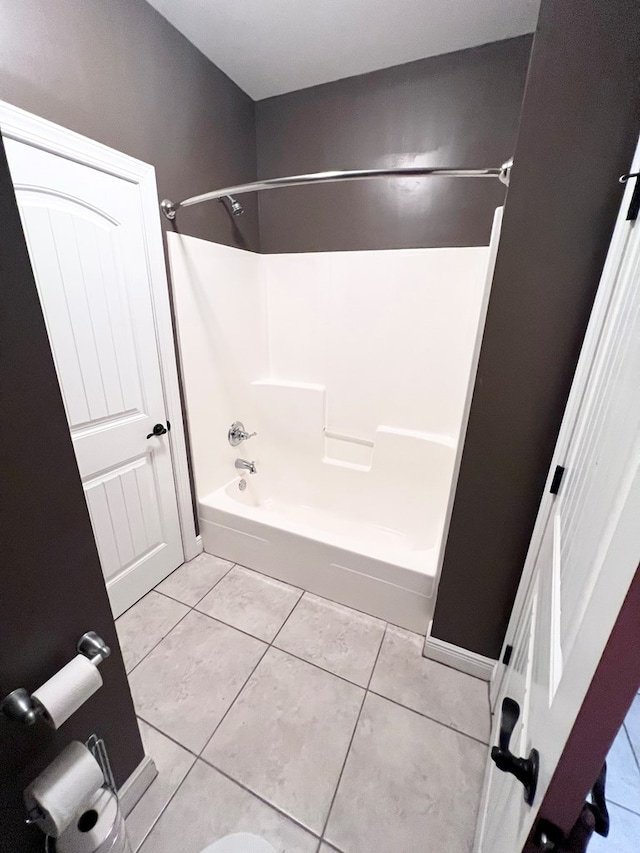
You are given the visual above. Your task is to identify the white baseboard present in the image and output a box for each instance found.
[183,533,204,563]
[118,755,158,817]
[422,621,496,682]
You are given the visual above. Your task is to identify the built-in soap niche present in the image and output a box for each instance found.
[323,429,374,469]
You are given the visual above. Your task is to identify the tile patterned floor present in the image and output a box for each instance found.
[590,693,640,852]
[116,553,491,852]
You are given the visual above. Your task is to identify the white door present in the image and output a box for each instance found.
[4,128,186,617]
[475,146,640,851]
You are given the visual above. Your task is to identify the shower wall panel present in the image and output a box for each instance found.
[168,236,266,500]
[170,235,488,516]
[169,233,494,628]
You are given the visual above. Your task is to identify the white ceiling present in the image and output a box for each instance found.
[146,0,540,101]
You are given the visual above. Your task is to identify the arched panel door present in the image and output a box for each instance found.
[5,134,184,616]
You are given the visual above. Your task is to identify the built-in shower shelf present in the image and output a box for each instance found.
[323,428,375,447]
[323,428,374,468]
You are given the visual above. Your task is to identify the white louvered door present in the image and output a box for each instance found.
[5,135,184,617]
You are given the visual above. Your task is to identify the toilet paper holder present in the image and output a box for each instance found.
[27,733,116,838]
[0,632,110,726]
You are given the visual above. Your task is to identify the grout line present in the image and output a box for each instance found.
[197,642,270,758]
[270,588,307,645]
[318,842,342,853]
[270,644,370,689]
[131,751,199,851]
[191,594,375,691]
[152,588,191,607]
[129,728,197,851]
[125,607,193,677]
[319,624,388,844]
[190,561,237,606]
[199,755,321,841]
[145,560,488,751]
[229,561,392,631]
[233,559,308,595]
[604,797,640,819]
[192,606,287,647]
[123,562,239,676]
[125,558,309,846]
[623,721,640,775]
[366,689,490,747]
[154,559,237,609]
[127,554,488,848]
[136,716,199,759]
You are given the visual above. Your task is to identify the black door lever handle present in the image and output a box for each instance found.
[490,697,539,806]
[147,423,168,439]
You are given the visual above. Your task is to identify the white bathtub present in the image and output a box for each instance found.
[170,234,498,634]
[198,435,454,633]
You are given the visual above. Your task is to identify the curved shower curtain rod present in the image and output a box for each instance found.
[160,158,513,220]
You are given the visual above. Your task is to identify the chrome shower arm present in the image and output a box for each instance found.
[161,159,513,220]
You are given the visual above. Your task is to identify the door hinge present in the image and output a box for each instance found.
[624,172,640,221]
[502,644,513,666]
[549,465,565,495]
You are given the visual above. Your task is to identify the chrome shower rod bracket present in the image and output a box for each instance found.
[160,158,513,220]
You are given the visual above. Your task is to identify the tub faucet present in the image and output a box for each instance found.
[235,458,257,474]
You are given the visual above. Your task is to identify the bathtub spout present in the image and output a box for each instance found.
[235,458,257,474]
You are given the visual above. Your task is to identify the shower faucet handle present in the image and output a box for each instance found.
[228,421,257,446]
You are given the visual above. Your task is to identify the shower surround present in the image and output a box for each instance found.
[169,219,500,632]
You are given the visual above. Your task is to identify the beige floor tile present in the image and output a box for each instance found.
[116,591,188,673]
[203,648,363,834]
[325,692,485,853]
[129,610,266,752]
[605,726,640,813]
[156,553,233,606]
[127,720,195,850]
[589,803,640,853]
[370,624,490,742]
[624,694,640,766]
[139,760,317,853]
[275,593,385,686]
[197,566,302,642]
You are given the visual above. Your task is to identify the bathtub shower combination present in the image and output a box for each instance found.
[164,166,504,633]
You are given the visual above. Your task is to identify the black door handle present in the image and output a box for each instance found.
[146,423,168,439]
[490,697,539,806]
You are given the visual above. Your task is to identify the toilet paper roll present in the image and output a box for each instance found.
[24,741,105,838]
[32,654,103,729]
[57,788,131,853]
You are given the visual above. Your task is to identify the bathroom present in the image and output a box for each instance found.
[1,1,640,852]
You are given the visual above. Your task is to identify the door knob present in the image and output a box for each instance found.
[490,697,539,806]
[146,423,168,439]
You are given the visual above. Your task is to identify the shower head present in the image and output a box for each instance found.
[228,195,245,216]
[218,195,245,217]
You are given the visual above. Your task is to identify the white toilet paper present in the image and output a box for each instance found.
[57,788,131,853]
[32,655,102,729]
[24,741,105,838]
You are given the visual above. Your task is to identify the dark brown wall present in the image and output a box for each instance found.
[0,0,259,251]
[0,137,143,852]
[432,0,640,659]
[255,37,532,253]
